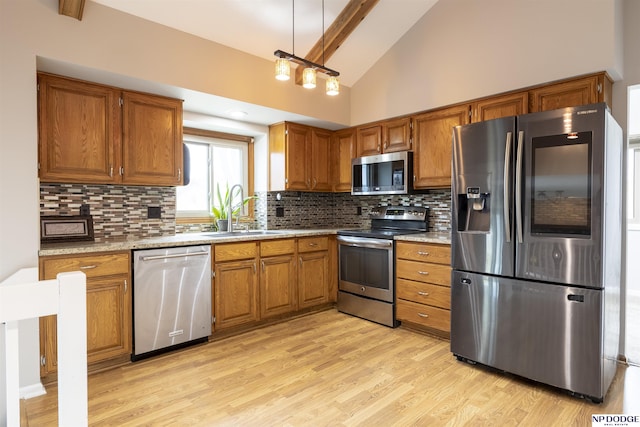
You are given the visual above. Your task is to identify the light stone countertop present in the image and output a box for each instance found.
[39,229,452,256]
[38,229,343,256]
[394,231,451,245]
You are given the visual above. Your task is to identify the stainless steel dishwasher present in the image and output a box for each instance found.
[132,245,211,360]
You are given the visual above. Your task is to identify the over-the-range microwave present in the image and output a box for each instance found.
[351,151,413,195]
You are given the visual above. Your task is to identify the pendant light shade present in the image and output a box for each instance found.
[275,58,291,81]
[326,76,339,96]
[302,68,317,89]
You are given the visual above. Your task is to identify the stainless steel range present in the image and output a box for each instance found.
[337,206,428,327]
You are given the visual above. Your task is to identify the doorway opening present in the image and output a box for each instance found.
[626,84,640,366]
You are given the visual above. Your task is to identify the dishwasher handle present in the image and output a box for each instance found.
[139,251,210,262]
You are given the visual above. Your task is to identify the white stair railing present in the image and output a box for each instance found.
[0,268,87,427]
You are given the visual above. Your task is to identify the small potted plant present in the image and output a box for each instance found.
[211,182,255,231]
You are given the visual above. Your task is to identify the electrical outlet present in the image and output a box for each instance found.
[276,207,285,217]
[356,206,362,215]
[80,204,90,216]
[148,206,161,219]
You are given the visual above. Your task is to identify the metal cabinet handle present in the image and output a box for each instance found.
[177,168,181,182]
[312,178,317,188]
[299,257,303,267]
[417,291,429,296]
[417,251,430,256]
[418,271,429,275]
[308,242,318,247]
[109,165,114,177]
[124,279,128,293]
[79,265,97,270]
[253,263,257,274]
[418,313,429,318]
[261,260,265,272]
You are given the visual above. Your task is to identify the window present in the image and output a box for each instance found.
[177,129,252,219]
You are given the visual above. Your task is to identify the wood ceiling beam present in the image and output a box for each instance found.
[294,0,380,85]
[59,0,86,21]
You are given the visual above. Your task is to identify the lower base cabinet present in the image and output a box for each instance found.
[298,237,330,309]
[260,239,297,318]
[38,251,131,379]
[395,242,452,337]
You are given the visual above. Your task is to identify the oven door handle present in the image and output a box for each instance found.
[337,236,393,249]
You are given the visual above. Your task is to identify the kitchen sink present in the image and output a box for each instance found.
[198,230,286,237]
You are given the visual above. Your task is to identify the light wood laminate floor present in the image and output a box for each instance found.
[23,310,639,426]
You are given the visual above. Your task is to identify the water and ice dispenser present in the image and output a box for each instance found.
[457,186,490,232]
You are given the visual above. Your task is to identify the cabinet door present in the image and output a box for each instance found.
[214,259,259,329]
[331,128,356,192]
[471,92,528,123]
[285,123,311,190]
[356,125,382,157]
[298,251,329,309]
[38,275,131,377]
[37,73,121,184]
[121,91,183,186]
[528,75,602,112]
[383,117,411,152]
[86,275,131,363]
[260,255,297,318]
[310,129,332,191]
[413,105,470,188]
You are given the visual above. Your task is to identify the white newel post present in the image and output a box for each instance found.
[0,268,87,427]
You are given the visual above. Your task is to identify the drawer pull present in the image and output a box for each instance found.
[79,265,97,270]
[308,242,318,247]
[418,271,429,275]
[418,313,429,318]
[417,251,430,256]
[418,291,429,296]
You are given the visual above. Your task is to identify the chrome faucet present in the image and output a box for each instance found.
[228,184,245,232]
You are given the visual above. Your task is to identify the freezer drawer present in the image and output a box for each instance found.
[451,270,613,401]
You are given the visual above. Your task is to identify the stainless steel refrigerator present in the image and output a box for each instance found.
[451,103,622,403]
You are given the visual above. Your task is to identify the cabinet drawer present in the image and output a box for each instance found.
[40,252,129,279]
[396,278,450,309]
[297,236,329,253]
[261,239,295,257]
[396,299,450,332]
[214,242,258,262]
[396,242,450,265]
[396,259,451,287]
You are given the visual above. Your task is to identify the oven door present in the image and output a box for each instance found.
[337,235,394,302]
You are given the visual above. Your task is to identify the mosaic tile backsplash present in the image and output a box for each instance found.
[40,184,451,241]
[40,184,176,241]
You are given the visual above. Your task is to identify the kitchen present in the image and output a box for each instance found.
[2,0,640,425]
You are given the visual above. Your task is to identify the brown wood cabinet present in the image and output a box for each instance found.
[471,91,528,122]
[37,73,183,186]
[38,251,131,379]
[395,241,452,337]
[331,128,356,192]
[529,73,612,113]
[268,122,331,192]
[213,242,259,330]
[356,117,411,157]
[412,105,469,189]
[259,239,297,318]
[297,236,330,309]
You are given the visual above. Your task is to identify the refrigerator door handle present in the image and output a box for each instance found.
[515,130,524,243]
[504,132,512,243]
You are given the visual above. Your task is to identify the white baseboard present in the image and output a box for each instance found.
[20,382,46,400]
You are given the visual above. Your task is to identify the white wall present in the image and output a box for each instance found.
[351,0,623,125]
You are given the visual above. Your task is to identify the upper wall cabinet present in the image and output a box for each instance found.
[331,128,356,192]
[268,122,331,192]
[528,72,612,113]
[470,91,528,123]
[356,117,411,157]
[412,104,470,189]
[38,73,183,186]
